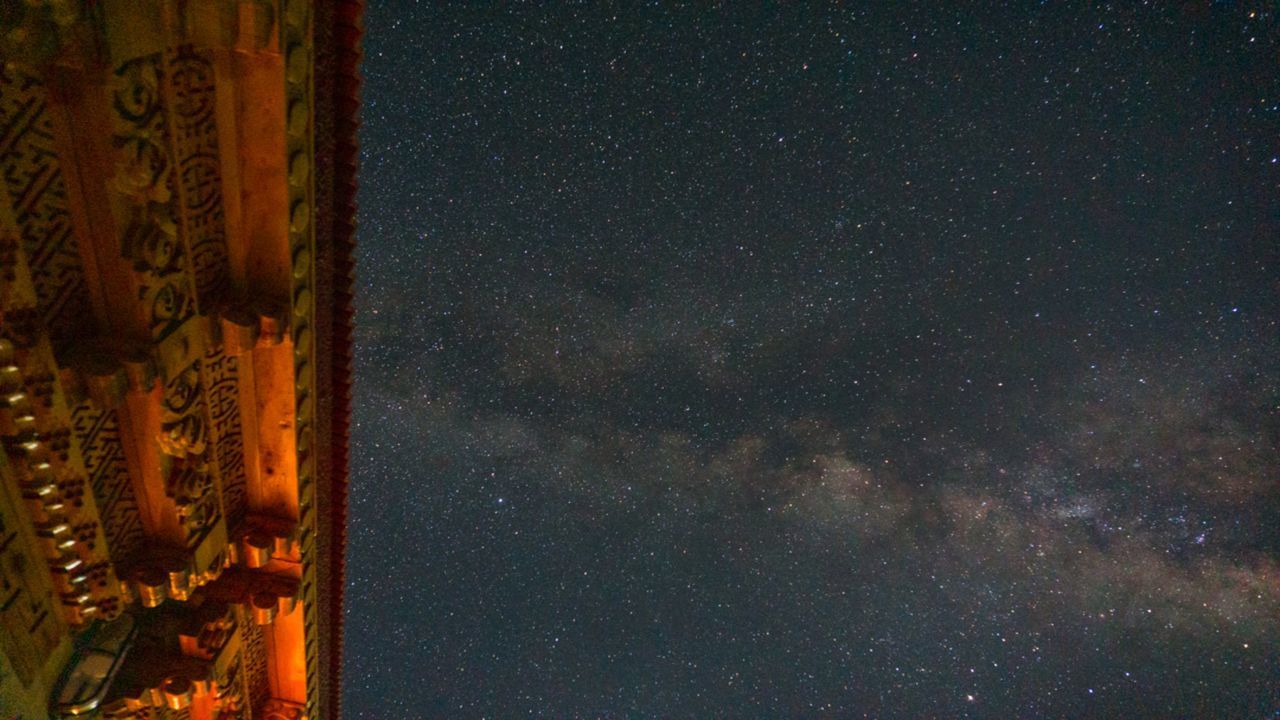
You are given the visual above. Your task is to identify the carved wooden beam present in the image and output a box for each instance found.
[0,1,353,716]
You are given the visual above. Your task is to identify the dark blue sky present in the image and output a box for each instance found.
[346,4,1278,718]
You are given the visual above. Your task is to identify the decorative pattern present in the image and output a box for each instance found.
[283,1,324,716]
[0,65,91,348]
[0,1,357,713]
[205,346,247,529]
[213,652,250,720]
[70,402,146,564]
[111,53,196,343]
[165,45,230,310]
[158,357,207,459]
[0,234,122,629]
[154,346,225,552]
[0,474,64,685]
[111,48,231,566]
[240,608,270,709]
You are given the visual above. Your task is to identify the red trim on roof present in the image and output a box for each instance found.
[315,1,362,717]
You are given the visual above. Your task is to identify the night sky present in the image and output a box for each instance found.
[344,4,1278,718]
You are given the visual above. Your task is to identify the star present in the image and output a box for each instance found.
[346,3,1280,717]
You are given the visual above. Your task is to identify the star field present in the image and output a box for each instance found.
[345,4,1278,718]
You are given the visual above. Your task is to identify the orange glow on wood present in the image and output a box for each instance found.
[266,598,308,704]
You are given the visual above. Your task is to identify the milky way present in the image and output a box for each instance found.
[345,4,1278,717]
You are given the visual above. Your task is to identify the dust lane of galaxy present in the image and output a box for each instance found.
[345,4,1278,718]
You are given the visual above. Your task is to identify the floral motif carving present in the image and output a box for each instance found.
[111,53,198,344]
[158,357,206,457]
[167,45,231,309]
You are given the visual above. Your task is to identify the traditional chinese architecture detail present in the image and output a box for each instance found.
[158,356,207,459]
[204,347,247,529]
[165,46,230,309]
[111,53,195,345]
[0,242,123,633]
[281,1,323,715]
[71,403,145,564]
[239,611,270,709]
[0,467,65,685]
[0,1,358,717]
[0,67,91,349]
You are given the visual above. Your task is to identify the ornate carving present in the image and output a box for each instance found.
[283,1,323,715]
[204,346,247,528]
[166,45,230,309]
[125,210,193,341]
[152,344,228,552]
[239,607,269,709]
[164,460,218,544]
[70,402,145,564]
[0,243,123,626]
[0,162,70,681]
[164,462,212,511]
[2,4,337,712]
[167,50,216,128]
[0,348,123,624]
[104,49,233,454]
[111,53,196,343]
[215,653,249,717]
[0,481,64,684]
[111,57,169,203]
[112,47,239,567]
[0,159,125,629]
[0,65,92,347]
[213,649,250,720]
[158,357,206,458]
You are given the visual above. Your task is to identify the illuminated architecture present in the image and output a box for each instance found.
[0,1,359,717]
